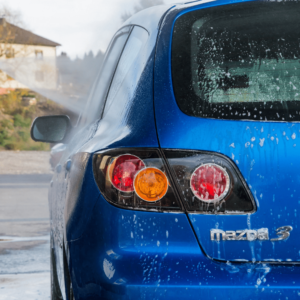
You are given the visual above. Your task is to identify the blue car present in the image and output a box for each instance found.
[31,0,300,299]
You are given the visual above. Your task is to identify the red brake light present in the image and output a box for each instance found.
[108,154,145,192]
[190,163,230,203]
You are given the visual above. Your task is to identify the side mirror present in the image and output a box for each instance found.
[31,115,71,143]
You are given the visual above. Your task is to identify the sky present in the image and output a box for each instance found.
[3,0,176,59]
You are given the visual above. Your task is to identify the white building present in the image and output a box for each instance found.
[0,18,60,92]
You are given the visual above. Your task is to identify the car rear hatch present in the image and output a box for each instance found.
[154,1,300,263]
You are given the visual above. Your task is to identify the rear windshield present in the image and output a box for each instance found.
[172,2,300,121]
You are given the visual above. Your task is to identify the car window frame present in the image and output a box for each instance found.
[77,25,133,127]
[101,25,149,119]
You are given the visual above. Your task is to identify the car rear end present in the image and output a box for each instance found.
[67,1,300,299]
[153,0,300,297]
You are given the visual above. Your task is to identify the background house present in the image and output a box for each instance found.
[0,18,60,93]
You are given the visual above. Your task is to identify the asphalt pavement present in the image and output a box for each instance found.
[0,174,52,300]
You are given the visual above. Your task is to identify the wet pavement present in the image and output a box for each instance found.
[0,174,52,299]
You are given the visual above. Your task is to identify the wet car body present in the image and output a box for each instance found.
[45,1,300,299]
[50,143,66,170]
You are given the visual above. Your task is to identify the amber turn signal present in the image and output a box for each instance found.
[134,167,168,202]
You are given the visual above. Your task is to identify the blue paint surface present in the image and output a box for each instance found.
[68,184,300,299]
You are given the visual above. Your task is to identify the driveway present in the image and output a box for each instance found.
[0,173,52,300]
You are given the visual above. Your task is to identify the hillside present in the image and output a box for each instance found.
[0,90,77,150]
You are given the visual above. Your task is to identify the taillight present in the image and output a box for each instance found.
[93,148,255,214]
[93,149,183,212]
[190,163,230,203]
[108,154,145,192]
[134,167,169,202]
[163,150,255,214]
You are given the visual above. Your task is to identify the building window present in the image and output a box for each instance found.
[5,48,14,58]
[35,50,43,60]
[35,71,44,82]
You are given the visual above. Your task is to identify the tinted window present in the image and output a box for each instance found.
[80,26,132,124]
[103,26,149,116]
[172,3,300,121]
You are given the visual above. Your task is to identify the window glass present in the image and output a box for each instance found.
[103,26,148,116]
[80,26,131,125]
[172,3,300,121]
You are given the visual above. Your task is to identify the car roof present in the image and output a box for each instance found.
[122,3,175,35]
[122,0,258,34]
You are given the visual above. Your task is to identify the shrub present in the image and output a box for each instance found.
[14,114,31,127]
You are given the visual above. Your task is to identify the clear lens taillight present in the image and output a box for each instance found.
[190,163,230,203]
[163,150,255,214]
[108,154,145,192]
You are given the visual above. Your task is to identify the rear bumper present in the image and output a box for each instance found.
[68,195,300,300]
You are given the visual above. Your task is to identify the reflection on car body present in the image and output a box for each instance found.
[31,1,300,299]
